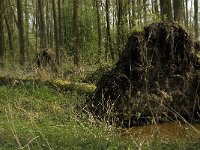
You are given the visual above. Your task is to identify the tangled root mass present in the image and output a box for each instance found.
[89,22,200,127]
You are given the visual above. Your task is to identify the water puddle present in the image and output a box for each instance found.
[118,123,200,140]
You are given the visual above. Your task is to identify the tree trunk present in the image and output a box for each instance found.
[95,0,102,63]
[143,0,147,24]
[173,0,184,24]
[105,0,114,62]
[0,0,4,67]
[38,0,47,49]
[72,0,80,67]
[52,0,60,64]
[46,0,50,47]
[131,0,136,28]
[194,0,198,39]
[58,0,62,48]
[16,0,26,66]
[136,0,142,26]
[154,0,159,16]
[160,0,173,21]
[5,16,14,63]
[25,0,30,60]
[185,0,188,27]
[116,0,124,55]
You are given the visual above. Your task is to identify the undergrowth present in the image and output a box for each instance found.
[0,68,199,149]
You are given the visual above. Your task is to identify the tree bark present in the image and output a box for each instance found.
[131,0,136,28]
[58,0,62,48]
[154,0,159,16]
[95,0,102,63]
[52,0,60,64]
[0,0,4,67]
[160,0,173,21]
[38,0,47,49]
[194,0,198,39]
[143,0,147,24]
[25,0,30,60]
[72,0,80,66]
[185,0,188,27]
[16,0,26,66]
[116,0,124,55]
[5,16,14,63]
[173,0,184,24]
[105,0,114,62]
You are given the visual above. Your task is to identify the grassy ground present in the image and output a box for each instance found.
[0,76,199,149]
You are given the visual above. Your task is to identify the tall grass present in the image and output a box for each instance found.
[0,78,199,149]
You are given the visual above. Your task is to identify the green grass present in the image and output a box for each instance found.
[0,82,199,149]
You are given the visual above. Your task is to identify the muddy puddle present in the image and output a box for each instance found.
[118,123,200,140]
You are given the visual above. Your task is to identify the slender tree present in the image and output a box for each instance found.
[4,7,14,63]
[58,0,62,48]
[185,0,188,27]
[38,0,47,49]
[152,0,159,17]
[143,0,147,24]
[25,0,30,59]
[194,0,198,39]
[105,0,114,62]
[131,0,136,28]
[72,0,80,66]
[52,0,60,64]
[116,0,124,55]
[16,0,26,66]
[136,0,142,26]
[0,0,4,67]
[95,0,102,63]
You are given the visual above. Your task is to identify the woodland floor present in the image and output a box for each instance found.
[0,70,199,150]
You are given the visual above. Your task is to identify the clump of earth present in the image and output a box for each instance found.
[88,22,200,127]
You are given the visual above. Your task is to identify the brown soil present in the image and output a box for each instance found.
[89,22,200,127]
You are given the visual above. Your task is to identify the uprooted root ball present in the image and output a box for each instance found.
[35,49,56,70]
[89,21,200,127]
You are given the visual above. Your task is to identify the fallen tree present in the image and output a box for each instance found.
[0,76,95,96]
[89,22,200,127]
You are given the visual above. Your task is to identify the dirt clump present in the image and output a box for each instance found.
[89,22,200,127]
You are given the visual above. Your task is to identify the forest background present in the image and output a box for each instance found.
[0,0,199,71]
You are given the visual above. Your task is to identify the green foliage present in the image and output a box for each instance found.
[0,79,199,149]
[0,84,132,149]
[83,64,112,84]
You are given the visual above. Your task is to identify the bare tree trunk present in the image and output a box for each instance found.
[5,16,14,64]
[72,0,80,66]
[116,0,123,55]
[17,0,26,66]
[25,0,30,60]
[143,0,147,24]
[137,0,142,26]
[95,0,102,63]
[52,0,60,64]
[105,0,114,62]
[131,0,136,28]
[194,0,198,39]
[154,0,159,14]
[46,0,50,47]
[173,0,184,24]
[58,0,62,47]
[38,0,47,49]
[185,0,188,27]
[0,0,4,67]
[160,0,173,21]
